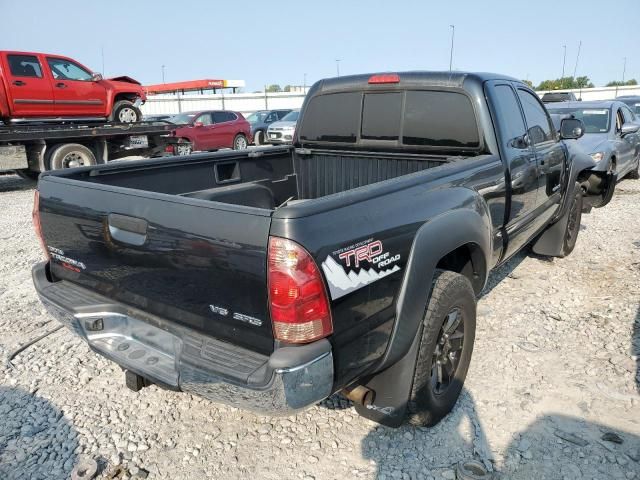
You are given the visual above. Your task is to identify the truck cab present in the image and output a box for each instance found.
[0,51,146,123]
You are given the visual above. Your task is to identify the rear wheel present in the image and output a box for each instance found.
[174,139,192,156]
[233,134,248,150]
[254,130,264,146]
[407,270,476,427]
[111,100,142,123]
[47,144,97,170]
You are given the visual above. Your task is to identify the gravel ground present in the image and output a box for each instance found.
[0,172,639,480]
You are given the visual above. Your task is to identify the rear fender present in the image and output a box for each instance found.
[353,207,491,426]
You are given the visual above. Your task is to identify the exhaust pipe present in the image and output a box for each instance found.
[341,385,375,406]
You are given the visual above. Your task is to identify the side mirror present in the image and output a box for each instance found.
[91,72,103,82]
[559,118,585,140]
[193,121,204,128]
[621,123,640,136]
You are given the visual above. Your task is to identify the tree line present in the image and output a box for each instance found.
[524,76,637,91]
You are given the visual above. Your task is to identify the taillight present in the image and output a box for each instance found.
[368,73,400,84]
[165,144,174,154]
[268,237,333,343]
[32,191,50,260]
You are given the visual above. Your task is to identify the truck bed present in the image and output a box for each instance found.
[66,146,452,209]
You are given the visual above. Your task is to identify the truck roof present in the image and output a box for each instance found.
[312,71,522,95]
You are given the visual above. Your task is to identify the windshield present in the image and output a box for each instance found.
[168,113,197,124]
[246,111,268,123]
[547,107,611,133]
[281,111,300,122]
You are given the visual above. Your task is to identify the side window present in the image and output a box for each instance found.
[622,106,636,123]
[213,112,236,123]
[277,111,289,120]
[517,89,555,145]
[46,58,93,81]
[491,85,527,146]
[7,55,43,78]
[616,109,624,132]
[196,113,212,125]
[265,112,278,123]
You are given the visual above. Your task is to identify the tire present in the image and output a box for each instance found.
[233,134,248,150]
[627,159,640,180]
[559,182,583,257]
[110,100,142,123]
[46,144,97,170]
[15,169,39,182]
[254,130,264,146]
[407,270,476,427]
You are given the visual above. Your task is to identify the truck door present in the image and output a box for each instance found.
[486,82,540,258]
[45,56,106,116]
[515,87,566,227]
[616,106,637,173]
[3,53,54,116]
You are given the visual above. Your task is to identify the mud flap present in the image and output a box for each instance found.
[353,325,422,428]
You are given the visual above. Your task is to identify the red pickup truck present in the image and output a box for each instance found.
[0,51,146,124]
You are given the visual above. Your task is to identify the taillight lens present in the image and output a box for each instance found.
[368,73,400,84]
[32,191,50,260]
[268,237,333,343]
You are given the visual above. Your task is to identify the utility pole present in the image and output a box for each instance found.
[161,65,166,84]
[335,59,341,77]
[561,45,566,79]
[572,40,581,79]
[622,57,627,84]
[303,73,307,92]
[449,25,455,71]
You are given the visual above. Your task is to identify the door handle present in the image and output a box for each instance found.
[107,213,148,246]
[12,80,25,86]
[56,82,67,88]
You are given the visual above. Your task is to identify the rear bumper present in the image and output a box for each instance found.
[32,262,333,415]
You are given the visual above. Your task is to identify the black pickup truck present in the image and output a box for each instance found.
[32,72,615,428]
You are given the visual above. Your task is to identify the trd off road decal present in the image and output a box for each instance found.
[321,238,401,300]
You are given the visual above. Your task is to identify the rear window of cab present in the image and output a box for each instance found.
[299,90,480,149]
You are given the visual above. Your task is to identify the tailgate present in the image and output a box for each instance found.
[38,177,274,355]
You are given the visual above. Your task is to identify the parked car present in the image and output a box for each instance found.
[0,51,146,124]
[547,101,640,179]
[32,72,615,429]
[168,110,251,155]
[541,91,580,103]
[143,114,174,122]
[616,95,640,115]
[246,109,291,145]
[266,109,300,144]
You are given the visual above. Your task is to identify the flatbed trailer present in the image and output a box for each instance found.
[0,121,186,179]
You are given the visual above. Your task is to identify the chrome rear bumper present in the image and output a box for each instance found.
[33,263,333,415]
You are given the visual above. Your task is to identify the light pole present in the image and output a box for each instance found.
[561,45,566,79]
[622,57,627,84]
[303,73,307,92]
[161,65,166,84]
[335,59,341,77]
[572,40,581,79]
[449,25,455,71]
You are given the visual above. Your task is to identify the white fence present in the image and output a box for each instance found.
[141,84,640,118]
[141,91,309,117]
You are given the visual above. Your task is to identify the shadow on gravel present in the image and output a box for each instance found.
[480,249,529,297]
[0,386,79,480]
[500,414,640,479]
[0,173,36,193]
[361,390,495,479]
[634,306,639,393]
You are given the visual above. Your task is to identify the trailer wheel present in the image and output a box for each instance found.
[47,144,97,170]
[111,100,142,123]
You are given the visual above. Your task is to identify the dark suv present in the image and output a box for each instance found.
[246,109,292,145]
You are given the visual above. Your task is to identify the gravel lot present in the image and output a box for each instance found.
[0,173,639,480]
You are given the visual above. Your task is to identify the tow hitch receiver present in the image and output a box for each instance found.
[125,370,147,392]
